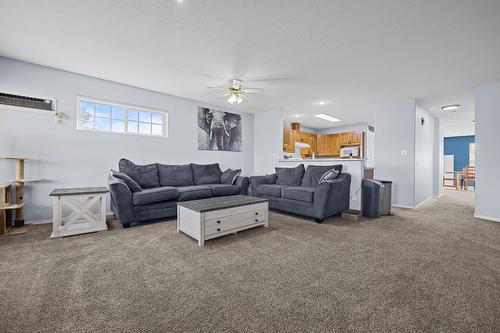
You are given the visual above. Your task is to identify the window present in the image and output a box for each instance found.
[77,97,167,137]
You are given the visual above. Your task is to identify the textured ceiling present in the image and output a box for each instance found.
[1,0,500,129]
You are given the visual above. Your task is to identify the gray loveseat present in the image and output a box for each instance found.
[249,164,351,223]
[108,159,250,228]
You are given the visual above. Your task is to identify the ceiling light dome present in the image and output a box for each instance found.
[441,104,460,111]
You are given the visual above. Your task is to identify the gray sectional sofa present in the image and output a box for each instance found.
[108,159,249,228]
[250,164,351,223]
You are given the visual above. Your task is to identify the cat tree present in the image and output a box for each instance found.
[0,156,40,236]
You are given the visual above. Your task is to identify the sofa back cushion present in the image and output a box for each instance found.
[158,164,193,187]
[191,163,222,185]
[301,165,342,187]
[119,158,159,188]
[275,164,305,186]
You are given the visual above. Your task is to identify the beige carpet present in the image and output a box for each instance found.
[1,194,499,332]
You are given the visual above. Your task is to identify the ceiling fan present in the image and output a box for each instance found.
[207,79,263,105]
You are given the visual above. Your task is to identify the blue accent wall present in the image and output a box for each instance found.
[444,135,475,171]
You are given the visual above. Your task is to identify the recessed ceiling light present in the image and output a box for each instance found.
[441,104,460,111]
[315,100,330,106]
[290,114,302,118]
[314,114,341,122]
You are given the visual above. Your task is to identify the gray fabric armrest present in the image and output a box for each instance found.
[313,173,351,219]
[107,175,134,225]
[249,174,277,196]
[235,176,250,195]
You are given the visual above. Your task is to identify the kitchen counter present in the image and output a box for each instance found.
[278,158,365,162]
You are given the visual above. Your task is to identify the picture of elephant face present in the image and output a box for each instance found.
[198,107,242,152]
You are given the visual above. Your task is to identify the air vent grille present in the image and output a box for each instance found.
[0,92,53,111]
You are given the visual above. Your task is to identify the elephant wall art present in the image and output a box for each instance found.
[197,107,242,152]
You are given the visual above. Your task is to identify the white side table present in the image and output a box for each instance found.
[49,187,109,238]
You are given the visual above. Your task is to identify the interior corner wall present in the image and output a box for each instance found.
[414,105,435,206]
[374,99,416,207]
[474,80,500,222]
[253,108,283,175]
[434,117,444,197]
[0,57,255,222]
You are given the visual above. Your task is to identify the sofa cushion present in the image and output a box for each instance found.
[132,187,178,206]
[221,168,242,184]
[209,184,241,196]
[275,164,305,186]
[119,158,159,188]
[301,165,342,187]
[281,186,316,203]
[191,163,222,185]
[256,184,288,198]
[176,185,213,201]
[110,170,142,193]
[158,164,193,187]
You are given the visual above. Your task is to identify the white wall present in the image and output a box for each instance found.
[434,118,444,197]
[374,99,416,208]
[414,105,435,205]
[0,57,254,221]
[253,108,283,175]
[474,80,500,222]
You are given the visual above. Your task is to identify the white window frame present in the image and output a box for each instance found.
[76,96,168,138]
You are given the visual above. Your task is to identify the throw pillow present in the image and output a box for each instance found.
[118,158,159,188]
[319,168,341,183]
[110,170,142,193]
[191,163,222,185]
[221,168,242,184]
[301,164,342,187]
[275,164,305,186]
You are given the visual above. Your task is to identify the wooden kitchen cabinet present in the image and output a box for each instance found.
[328,134,340,156]
[317,135,329,155]
[351,132,361,145]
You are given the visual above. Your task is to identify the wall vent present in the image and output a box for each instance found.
[0,91,56,112]
[368,125,375,132]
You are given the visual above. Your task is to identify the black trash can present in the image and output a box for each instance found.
[362,179,384,218]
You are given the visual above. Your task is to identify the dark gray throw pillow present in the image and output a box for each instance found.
[158,164,193,187]
[191,163,222,185]
[275,164,305,186]
[221,168,242,184]
[319,168,341,183]
[301,164,342,187]
[110,170,142,193]
[118,158,159,188]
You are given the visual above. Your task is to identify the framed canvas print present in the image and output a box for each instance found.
[198,107,242,151]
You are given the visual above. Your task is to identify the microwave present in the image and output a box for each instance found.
[340,146,359,158]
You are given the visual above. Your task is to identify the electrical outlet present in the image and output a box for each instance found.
[401,150,408,156]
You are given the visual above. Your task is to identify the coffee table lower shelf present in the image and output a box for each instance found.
[177,200,269,246]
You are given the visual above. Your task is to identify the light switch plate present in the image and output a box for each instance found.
[401,150,408,156]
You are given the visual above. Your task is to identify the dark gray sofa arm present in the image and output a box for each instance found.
[235,176,250,195]
[107,175,134,225]
[249,173,277,196]
[313,173,351,219]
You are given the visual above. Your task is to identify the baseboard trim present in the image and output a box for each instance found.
[473,214,500,223]
[415,196,435,209]
[392,204,414,209]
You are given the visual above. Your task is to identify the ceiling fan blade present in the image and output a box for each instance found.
[243,76,299,83]
[207,87,229,91]
[187,72,227,81]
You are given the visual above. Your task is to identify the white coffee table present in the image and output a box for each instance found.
[177,195,269,246]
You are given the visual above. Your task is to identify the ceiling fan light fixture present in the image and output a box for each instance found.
[227,94,238,104]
